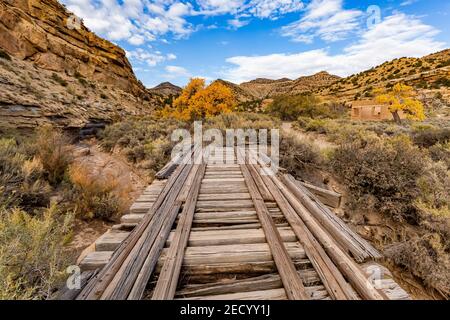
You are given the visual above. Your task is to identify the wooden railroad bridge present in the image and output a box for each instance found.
[60,144,410,300]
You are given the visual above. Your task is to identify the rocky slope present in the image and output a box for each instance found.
[0,0,161,131]
[319,49,450,105]
[239,71,340,100]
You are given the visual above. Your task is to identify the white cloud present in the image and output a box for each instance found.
[248,0,304,19]
[62,0,305,45]
[228,18,250,29]
[129,34,146,45]
[401,0,419,6]
[165,65,191,78]
[127,49,178,67]
[223,13,445,83]
[196,0,245,15]
[62,0,193,45]
[195,0,304,19]
[167,53,177,60]
[281,0,362,43]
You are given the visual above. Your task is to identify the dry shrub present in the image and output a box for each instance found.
[428,142,450,168]
[35,125,73,185]
[68,163,124,221]
[206,112,279,131]
[412,126,450,147]
[138,137,173,174]
[266,93,337,121]
[385,233,450,298]
[331,134,425,222]
[0,205,73,299]
[100,116,185,167]
[279,133,323,176]
[0,138,51,209]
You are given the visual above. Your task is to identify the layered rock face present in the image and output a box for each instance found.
[0,0,163,131]
[0,0,144,96]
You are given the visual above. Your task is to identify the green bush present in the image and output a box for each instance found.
[100,116,187,174]
[412,127,450,147]
[428,142,450,168]
[385,233,449,297]
[265,94,324,121]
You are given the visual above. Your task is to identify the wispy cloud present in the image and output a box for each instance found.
[224,13,444,83]
[62,0,194,45]
[127,49,177,67]
[281,0,363,43]
[165,65,191,77]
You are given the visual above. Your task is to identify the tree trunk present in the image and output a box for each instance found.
[392,111,402,124]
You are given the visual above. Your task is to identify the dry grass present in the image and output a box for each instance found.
[0,205,73,299]
[35,125,74,185]
[68,163,126,221]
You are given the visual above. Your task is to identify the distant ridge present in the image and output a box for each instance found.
[150,82,182,96]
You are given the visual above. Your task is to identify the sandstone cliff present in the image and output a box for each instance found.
[0,0,145,96]
[0,0,162,131]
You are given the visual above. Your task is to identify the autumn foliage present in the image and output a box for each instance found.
[375,83,425,123]
[162,78,236,121]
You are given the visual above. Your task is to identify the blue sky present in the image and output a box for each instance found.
[61,0,449,88]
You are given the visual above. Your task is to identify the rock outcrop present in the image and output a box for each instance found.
[0,0,163,131]
[0,0,145,96]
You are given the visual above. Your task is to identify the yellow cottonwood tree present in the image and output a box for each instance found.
[375,83,425,124]
[163,78,236,121]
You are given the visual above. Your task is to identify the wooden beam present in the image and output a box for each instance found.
[267,169,387,300]
[152,164,207,300]
[240,154,309,300]
[282,174,381,262]
[77,147,195,300]
[254,165,355,300]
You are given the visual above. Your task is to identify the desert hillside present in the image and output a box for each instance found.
[318,49,450,104]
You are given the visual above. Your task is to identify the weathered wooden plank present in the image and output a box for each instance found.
[197,193,251,201]
[268,169,387,300]
[130,202,154,214]
[156,259,312,275]
[283,174,381,261]
[77,147,196,300]
[96,232,130,252]
[80,252,113,271]
[121,214,145,224]
[254,165,353,300]
[176,270,321,298]
[166,227,296,247]
[158,242,305,267]
[152,164,206,300]
[240,155,309,300]
[199,186,249,194]
[300,181,342,209]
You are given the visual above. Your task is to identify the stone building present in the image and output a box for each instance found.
[350,100,405,121]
